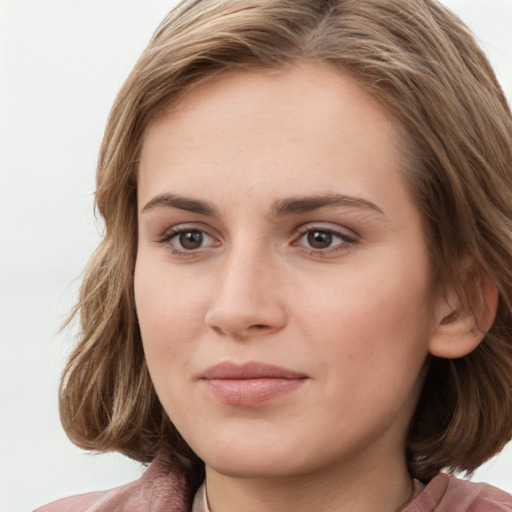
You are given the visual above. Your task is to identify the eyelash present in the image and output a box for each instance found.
[157,225,357,257]
[157,227,217,257]
[294,226,356,255]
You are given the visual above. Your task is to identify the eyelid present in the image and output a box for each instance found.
[157,223,221,255]
[154,221,358,258]
[293,223,358,254]
[295,222,358,240]
[158,222,216,240]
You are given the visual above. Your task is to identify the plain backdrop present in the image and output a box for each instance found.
[1,1,511,510]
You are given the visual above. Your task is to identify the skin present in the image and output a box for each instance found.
[134,62,469,512]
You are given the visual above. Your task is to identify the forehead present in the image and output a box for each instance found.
[138,62,413,219]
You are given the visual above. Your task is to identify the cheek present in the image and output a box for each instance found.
[296,255,434,378]
[302,278,431,442]
[134,258,208,366]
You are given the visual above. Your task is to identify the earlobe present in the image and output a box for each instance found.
[428,272,499,359]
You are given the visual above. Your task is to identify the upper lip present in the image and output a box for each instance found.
[200,361,308,380]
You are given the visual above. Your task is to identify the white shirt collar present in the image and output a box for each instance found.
[191,481,210,512]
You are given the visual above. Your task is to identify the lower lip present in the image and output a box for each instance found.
[202,378,306,406]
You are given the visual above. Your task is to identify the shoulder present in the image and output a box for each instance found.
[405,472,512,512]
[34,460,192,512]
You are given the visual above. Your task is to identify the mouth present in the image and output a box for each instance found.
[200,361,309,406]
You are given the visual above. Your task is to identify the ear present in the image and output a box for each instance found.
[429,270,499,359]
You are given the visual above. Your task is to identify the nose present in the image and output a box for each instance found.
[205,247,287,339]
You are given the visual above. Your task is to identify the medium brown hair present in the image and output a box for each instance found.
[60,0,512,483]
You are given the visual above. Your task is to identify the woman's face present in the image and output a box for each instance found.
[135,62,440,479]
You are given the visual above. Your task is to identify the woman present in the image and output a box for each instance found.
[37,0,512,510]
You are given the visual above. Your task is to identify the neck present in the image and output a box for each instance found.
[205,452,415,512]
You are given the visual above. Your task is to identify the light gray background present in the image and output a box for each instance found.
[1,1,511,510]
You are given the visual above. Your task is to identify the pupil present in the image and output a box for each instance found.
[308,231,332,249]
[180,231,203,250]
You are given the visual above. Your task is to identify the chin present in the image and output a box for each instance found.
[197,434,332,480]
[206,454,303,479]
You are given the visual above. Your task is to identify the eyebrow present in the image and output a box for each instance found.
[272,194,385,216]
[141,192,384,217]
[142,193,217,215]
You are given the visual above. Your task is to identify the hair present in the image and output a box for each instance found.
[60,0,512,485]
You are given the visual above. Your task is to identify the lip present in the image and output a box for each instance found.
[200,362,308,406]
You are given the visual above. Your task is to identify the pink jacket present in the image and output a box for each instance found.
[35,461,191,512]
[36,460,512,512]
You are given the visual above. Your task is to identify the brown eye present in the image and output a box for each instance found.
[178,230,204,250]
[307,230,333,249]
[161,227,217,255]
[296,227,353,253]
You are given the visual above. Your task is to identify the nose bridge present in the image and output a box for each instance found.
[205,234,285,336]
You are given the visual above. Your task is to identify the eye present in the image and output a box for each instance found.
[295,227,355,252]
[160,228,217,253]
[175,230,207,250]
[304,230,336,249]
